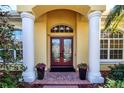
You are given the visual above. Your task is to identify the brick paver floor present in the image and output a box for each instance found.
[32,72,91,88]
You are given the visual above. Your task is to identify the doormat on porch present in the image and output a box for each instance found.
[50,67,76,72]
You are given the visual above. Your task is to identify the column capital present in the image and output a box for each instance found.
[88,11,102,19]
[21,12,35,20]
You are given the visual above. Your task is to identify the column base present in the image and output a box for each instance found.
[87,71,104,83]
[22,71,36,83]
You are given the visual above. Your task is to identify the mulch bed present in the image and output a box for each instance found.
[78,84,104,88]
[17,83,44,88]
[101,70,109,77]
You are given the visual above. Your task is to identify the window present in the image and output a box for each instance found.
[13,29,22,42]
[100,31,123,60]
[13,29,23,62]
[0,29,23,62]
[100,40,108,59]
[51,25,73,33]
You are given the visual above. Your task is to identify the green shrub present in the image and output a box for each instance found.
[108,64,124,80]
[103,64,124,88]
[77,63,87,69]
[104,78,124,88]
[0,64,26,88]
[0,71,17,88]
[0,63,26,71]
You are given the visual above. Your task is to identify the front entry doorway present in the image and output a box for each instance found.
[51,37,73,70]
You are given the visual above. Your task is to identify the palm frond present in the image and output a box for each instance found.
[112,13,124,32]
[104,5,124,31]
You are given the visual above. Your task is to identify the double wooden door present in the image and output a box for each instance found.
[51,37,73,67]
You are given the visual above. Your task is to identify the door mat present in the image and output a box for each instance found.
[50,67,76,72]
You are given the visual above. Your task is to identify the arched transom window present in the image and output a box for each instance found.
[51,25,73,33]
[100,31,124,60]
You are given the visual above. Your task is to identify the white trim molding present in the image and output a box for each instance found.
[21,12,35,20]
[100,60,124,64]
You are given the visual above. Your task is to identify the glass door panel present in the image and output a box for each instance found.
[64,39,72,62]
[52,39,60,63]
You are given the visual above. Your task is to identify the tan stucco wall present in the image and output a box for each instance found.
[47,10,76,31]
[76,14,88,66]
[34,15,47,66]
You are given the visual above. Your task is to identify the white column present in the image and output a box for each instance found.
[87,11,104,83]
[21,12,36,82]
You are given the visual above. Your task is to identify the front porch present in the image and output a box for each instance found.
[30,71,103,88]
[20,5,106,83]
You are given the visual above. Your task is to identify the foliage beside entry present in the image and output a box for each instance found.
[77,63,87,69]
[0,63,26,71]
[102,5,124,88]
[0,64,26,88]
[0,6,26,88]
[104,78,124,88]
[107,64,124,80]
[0,11,15,63]
[0,6,22,65]
[0,71,18,88]
[103,64,124,88]
[0,7,25,69]
[104,5,124,32]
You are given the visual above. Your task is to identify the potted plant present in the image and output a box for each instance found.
[36,63,46,80]
[77,63,87,80]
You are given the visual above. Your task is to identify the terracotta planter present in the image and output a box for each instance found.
[79,68,87,80]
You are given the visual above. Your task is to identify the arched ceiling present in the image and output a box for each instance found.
[17,5,106,19]
[32,5,91,19]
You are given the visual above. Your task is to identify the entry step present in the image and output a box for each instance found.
[43,85,78,88]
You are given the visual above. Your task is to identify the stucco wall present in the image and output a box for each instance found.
[34,15,47,66]
[47,9,76,31]
[76,14,88,66]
